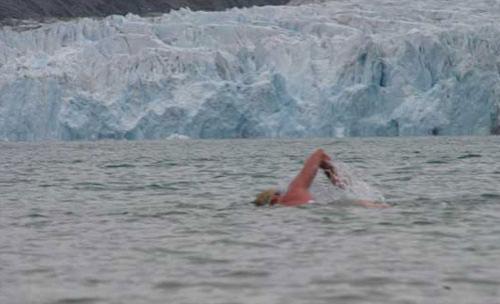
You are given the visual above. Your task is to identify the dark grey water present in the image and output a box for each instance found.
[1,137,500,304]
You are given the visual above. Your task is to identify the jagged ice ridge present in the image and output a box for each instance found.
[1,0,500,140]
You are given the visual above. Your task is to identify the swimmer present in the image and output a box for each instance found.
[253,148,389,208]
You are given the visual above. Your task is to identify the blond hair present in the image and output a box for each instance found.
[253,188,278,206]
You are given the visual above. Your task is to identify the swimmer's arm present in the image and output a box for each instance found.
[288,149,329,191]
[320,159,346,189]
[353,200,390,208]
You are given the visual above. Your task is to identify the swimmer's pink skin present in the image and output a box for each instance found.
[353,200,390,208]
[270,149,389,208]
[272,149,341,206]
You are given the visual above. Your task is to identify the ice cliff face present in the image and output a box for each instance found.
[1,0,500,140]
[0,0,289,21]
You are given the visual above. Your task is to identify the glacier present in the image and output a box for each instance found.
[1,0,500,140]
[0,0,289,22]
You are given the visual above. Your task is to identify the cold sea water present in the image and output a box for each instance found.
[1,137,499,304]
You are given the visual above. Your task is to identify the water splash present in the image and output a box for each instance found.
[311,162,386,204]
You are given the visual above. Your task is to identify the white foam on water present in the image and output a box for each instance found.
[276,159,385,204]
[311,162,386,203]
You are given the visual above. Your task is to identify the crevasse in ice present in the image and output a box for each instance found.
[1,0,500,140]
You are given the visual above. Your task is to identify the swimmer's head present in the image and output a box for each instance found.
[253,188,280,206]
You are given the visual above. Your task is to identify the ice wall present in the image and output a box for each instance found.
[1,0,500,140]
[0,0,289,22]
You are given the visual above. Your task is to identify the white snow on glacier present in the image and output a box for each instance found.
[1,0,500,140]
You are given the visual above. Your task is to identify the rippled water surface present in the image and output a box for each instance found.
[1,137,500,304]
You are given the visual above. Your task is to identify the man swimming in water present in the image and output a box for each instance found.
[253,148,388,208]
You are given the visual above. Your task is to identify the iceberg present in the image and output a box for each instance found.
[1,0,500,140]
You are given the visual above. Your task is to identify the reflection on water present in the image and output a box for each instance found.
[1,137,500,303]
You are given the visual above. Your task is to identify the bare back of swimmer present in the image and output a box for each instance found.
[253,148,389,208]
